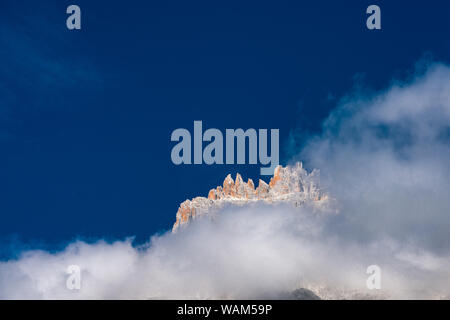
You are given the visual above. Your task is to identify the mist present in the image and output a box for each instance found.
[295,62,450,250]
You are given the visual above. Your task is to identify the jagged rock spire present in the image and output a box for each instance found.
[172,163,329,231]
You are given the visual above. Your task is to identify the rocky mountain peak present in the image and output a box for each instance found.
[172,163,329,231]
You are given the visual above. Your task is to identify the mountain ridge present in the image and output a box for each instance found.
[172,163,330,231]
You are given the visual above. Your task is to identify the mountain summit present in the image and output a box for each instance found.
[172,163,330,231]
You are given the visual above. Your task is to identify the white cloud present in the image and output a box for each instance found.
[296,63,450,249]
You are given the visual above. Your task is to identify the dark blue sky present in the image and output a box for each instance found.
[1,0,449,256]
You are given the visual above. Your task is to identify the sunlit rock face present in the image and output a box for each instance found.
[172,163,330,231]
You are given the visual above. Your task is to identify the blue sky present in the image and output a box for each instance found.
[1,0,449,257]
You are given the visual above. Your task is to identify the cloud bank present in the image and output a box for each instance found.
[1,62,450,299]
[296,62,450,250]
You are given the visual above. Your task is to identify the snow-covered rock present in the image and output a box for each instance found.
[172,163,330,231]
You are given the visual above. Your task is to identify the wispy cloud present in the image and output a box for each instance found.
[295,62,450,250]
[0,3,101,136]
